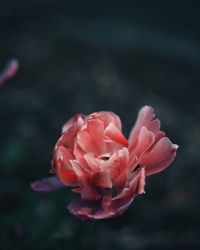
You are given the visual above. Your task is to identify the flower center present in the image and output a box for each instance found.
[98,153,111,161]
[100,156,110,161]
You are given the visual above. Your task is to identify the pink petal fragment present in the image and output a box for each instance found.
[0,59,19,86]
[30,176,65,192]
[140,137,178,176]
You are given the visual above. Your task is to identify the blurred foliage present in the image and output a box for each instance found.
[0,1,200,250]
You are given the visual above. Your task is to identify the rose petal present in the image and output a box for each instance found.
[30,176,65,192]
[140,137,178,176]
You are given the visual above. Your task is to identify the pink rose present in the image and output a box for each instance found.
[31,106,178,220]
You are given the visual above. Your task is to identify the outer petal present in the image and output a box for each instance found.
[67,198,95,220]
[56,114,85,151]
[55,125,78,150]
[62,114,85,134]
[67,198,116,220]
[129,106,160,150]
[53,146,78,186]
[30,176,65,192]
[67,197,116,220]
[140,137,178,176]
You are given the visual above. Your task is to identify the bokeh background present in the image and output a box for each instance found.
[0,1,200,249]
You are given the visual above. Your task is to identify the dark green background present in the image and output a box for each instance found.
[0,1,199,249]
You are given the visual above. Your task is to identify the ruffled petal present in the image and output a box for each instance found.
[67,168,145,220]
[70,161,100,201]
[56,125,79,150]
[140,137,178,176]
[129,106,160,150]
[87,111,122,130]
[104,168,145,216]
[105,147,129,185]
[76,119,106,156]
[30,176,65,192]
[129,127,155,169]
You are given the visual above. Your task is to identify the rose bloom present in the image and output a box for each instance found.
[31,106,178,220]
